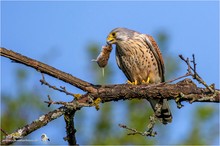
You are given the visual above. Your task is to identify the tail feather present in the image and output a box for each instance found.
[148,99,172,124]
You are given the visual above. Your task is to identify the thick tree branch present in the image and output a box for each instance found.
[89,78,219,103]
[63,110,77,145]
[1,47,219,104]
[0,47,95,92]
[1,47,219,145]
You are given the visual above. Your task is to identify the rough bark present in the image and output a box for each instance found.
[1,47,219,145]
[1,47,219,103]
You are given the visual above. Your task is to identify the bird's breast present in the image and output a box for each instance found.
[116,40,161,84]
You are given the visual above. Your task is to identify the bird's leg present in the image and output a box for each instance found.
[142,76,150,84]
[127,80,138,85]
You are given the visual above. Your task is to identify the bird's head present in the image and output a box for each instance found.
[106,27,136,45]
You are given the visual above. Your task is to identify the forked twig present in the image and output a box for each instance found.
[179,54,215,93]
[119,115,157,137]
[1,128,8,136]
[1,47,219,144]
[40,73,76,97]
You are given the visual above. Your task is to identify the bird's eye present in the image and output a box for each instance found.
[112,32,116,37]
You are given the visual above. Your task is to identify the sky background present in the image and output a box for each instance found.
[1,0,219,145]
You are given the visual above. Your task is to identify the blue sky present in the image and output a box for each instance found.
[1,1,219,145]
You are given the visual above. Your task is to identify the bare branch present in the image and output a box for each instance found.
[86,79,219,103]
[1,47,219,104]
[1,47,219,144]
[40,73,76,97]
[1,128,8,136]
[119,115,157,137]
[179,54,215,93]
[1,107,67,145]
[0,47,96,92]
[44,94,92,109]
[63,110,77,145]
[41,78,219,111]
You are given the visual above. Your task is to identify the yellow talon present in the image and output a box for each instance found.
[142,77,150,84]
[135,80,138,85]
[127,80,138,85]
[146,76,150,83]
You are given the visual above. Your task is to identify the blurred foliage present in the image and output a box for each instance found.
[1,68,51,143]
[182,105,219,145]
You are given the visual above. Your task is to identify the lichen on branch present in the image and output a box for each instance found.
[0,47,219,145]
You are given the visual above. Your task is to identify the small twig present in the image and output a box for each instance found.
[192,54,197,79]
[1,128,8,136]
[44,95,53,107]
[40,73,76,97]
[119,115,157,137]
[146,114,157,136]
[44,94,93,110]
[41,72,45,80]
[179,54,215,93]
[119,124,146,136]
[119,124,157,137]
[44,99,76,109]
[1,47,219,145]
[164,72,191,84]
[186,57,192,75]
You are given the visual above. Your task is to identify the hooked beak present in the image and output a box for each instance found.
[106,35,115,45]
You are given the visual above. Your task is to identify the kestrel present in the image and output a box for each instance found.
[106,27,172,124]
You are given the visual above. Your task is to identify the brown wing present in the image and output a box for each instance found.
[144,34,165,82]
[115,45,133,82]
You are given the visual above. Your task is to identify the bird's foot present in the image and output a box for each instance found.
[142,77,150,84]
[127,80,138,85]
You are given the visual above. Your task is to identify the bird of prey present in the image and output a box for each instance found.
[106,27,172,124]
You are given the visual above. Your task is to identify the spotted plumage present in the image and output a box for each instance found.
[106,27,172,124]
